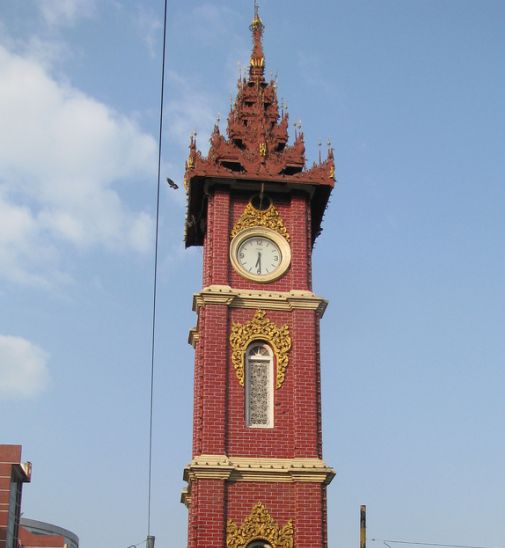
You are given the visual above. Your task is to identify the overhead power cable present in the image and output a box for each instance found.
[372,538,505,548]
[146,0,168,545]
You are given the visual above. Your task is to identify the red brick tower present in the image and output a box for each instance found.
[182,7,335,547]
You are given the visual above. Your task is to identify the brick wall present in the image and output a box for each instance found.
[188,480,329,548]
[203,190,312,291]
[0,445,29,548]
[187,187,329,546]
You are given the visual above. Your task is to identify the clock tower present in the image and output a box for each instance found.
[182,8,335,547]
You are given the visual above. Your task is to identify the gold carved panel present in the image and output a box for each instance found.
[227,502,294,548]
[231,201,290,241]
[230,310,291,389]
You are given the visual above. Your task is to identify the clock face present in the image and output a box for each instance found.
[237,236,282,277]
[230,227,291,283]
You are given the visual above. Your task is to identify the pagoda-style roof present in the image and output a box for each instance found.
[184,7,335,247]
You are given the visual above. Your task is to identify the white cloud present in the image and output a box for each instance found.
[134,6,162,58]
[38,0,95,27]
[0,16,72,70]
[23,35,72,68]
[129,211,154,253]
[166,70,217,154]
[186,4,237,46]
[0,44,157,286]
[0,335,49,399]
[0,191,59,286]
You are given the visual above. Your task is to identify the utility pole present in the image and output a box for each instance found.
[360,505,366,548]
[146,536,155,548]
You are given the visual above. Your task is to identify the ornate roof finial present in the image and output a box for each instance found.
[254,0,259,19]
[249,0,265,82]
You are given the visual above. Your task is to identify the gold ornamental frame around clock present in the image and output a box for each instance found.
[230,226,291,283]
[230,200,290,241]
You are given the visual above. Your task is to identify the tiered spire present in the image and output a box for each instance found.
[184,4,334,184]
[184,5,335,245]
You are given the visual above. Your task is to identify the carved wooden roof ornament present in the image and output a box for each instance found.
[185,5,335,247]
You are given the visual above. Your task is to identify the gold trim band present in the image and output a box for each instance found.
[183,454,335,485]
[193,285,328,317]
[188,327,199,348]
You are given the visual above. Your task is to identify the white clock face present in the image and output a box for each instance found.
[230,226,291,283]
[237,236,281,277]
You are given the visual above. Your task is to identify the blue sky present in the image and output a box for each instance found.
[1,1,504,547]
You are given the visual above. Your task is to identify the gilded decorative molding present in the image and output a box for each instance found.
[250,57,265,68]
[193,285,328,318]
[231,202,290,241]
[188,327,199,348]
[230,310,291,389]
[227,502,293,548]
[180,487,191,508]
[183,455,336,485]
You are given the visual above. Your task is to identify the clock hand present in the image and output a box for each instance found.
[255,252,262,274]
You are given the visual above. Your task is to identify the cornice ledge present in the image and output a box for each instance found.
[183,454,234,482]
[193,285,328,317]
[180,487,191,508]
[188,327,199,348]
[184,455,335,485]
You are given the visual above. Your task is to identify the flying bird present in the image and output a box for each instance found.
[166,177,179,190]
